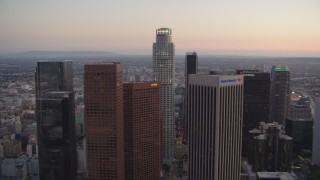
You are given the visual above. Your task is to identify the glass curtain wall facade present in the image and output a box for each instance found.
[236,70,270,157]
[37,91,76,179]
[35,61,76,180]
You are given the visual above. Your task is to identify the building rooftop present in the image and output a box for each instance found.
[186,52,197,55]
[254,134,266,140]
[275,66,289,72]
[287,118,312,122]
[156,28,172,35]
[256,172,296,180]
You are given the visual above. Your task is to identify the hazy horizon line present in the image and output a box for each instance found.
[0,50,319,58]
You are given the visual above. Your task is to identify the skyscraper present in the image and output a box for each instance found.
[153,28,175,160]
[285,118,313,153]
[35,61,76,179]
[185,52,198,88]
[36,91,77,179]
[123,81,161,180]
[236,70,270,157]
[249,122,293,172]
[84,63,125,180]
[288,95,312,119]
[184,52,198,139]
[35,61,73,98]
[187,74,243,180]
[270,66,290,125]
[312,97,320,166]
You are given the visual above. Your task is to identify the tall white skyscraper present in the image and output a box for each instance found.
[153,28,175,160]
[187,74,243,180]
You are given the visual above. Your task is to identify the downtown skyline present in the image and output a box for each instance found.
[0,0,320,57]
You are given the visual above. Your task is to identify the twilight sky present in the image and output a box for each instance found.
[0,0,320,56]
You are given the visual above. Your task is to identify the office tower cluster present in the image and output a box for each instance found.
[153,28,176,161]
[248,122,293,172]
[84,63,161,180]
[35,61,77,179]
[27,28,301,180]
[187,74,243,180]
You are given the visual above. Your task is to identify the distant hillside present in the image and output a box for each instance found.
[0,51,121,58]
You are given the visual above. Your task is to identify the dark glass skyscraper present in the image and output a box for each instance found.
[37,91,77,179]
[35,61,76,180]
[270,66,290,125]
[185,52,198,88]
[236,70,270,157]
[285,118,313,153]
[184,52,198,138]
[35,61,73,98]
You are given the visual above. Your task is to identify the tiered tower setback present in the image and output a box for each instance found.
[153,28,176,160]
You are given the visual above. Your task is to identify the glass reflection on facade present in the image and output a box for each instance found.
[35,61,76,180]
[37,91,76,180]
[35,61,73,98]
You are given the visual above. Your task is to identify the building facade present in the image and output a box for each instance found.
[285,118,313,153]
[270,66,290,125]
[313,97,320,166]
[84,63,125,180]
[185,52,198,89]
[35,61,73,98]
[36,91,77,179]
[184,52,198,139]
[187,74,243,180]
[250,122,293,172]
[288,95,312,120]
[35,61,76,180]
[123,81,161,180]
[236,70,270,157]
[153,28,176,160]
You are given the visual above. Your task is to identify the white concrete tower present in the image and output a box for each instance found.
[153,28,175,161]
[187,75,243,180]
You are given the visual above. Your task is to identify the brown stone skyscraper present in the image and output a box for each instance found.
[123,81,161,180]
[84,63,124,180]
